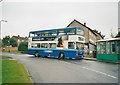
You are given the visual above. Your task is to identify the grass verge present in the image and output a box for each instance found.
[1,56,32,83]
[2,50,21,54]
[0,56,12,59]
[0,59,2,85]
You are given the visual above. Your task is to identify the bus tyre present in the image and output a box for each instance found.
[58,52,64,60]
[34,52,39,57]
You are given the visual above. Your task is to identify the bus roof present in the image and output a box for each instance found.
[97,38,120,42]
[29,27,80,33]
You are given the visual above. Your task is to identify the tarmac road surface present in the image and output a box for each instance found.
[1,52,119,83]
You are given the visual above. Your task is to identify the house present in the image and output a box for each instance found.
[67,19,104,54]
[92,29,104,40]
[12,35,28,46]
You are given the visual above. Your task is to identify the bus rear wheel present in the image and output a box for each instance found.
[58,52,64,60]
[34,52,39,57]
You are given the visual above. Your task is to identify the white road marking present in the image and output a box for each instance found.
[59,61,117,79]
[82,67,117,79]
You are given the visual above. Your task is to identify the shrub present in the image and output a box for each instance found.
[18,42,28,52]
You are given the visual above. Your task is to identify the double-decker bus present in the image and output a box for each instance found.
[28,27,85,59]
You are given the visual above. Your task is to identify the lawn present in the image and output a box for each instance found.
[1,56,32,84]
[0,56,12,59]
[2,50,21,54]
[0,59,2,85]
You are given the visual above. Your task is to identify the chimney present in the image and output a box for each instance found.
[118,28,120,33]
[18,35,20,38]
[84,22,86,26]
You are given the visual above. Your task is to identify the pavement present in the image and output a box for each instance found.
[83,57,120,64]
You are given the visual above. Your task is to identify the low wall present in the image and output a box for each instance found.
[0,47,18,51]
[96,54,120,61]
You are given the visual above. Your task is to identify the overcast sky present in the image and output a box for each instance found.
[0,0,119,39]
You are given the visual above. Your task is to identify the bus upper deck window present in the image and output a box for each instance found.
[77,28,84,36]
[67,29,75,35]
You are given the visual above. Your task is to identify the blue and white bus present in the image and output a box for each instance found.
[28,27,85,59]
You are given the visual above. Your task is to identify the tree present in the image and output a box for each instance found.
[2,36,10,47]
[115,32,120,38]
[2,36,17,47]
[0,40,2,47]
[18,42,28,52]
[10,38,17,47]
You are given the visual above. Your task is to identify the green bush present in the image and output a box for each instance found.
[10,38,17,47]
[18,42,28,52]
[2,36,17,47]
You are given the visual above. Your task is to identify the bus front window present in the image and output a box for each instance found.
[68,42,75,49]
[76,42,84,50]
[29,33,34,37]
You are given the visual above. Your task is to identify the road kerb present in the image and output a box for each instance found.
[83,57,120,64]
[16,59,34,83]
[22,63,34,83]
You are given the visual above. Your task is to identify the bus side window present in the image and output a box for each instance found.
[37,43,40,48]
[41,43,48,48]
[49,43,56,48]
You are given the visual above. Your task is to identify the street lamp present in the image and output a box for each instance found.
[0,20,8,51]
[1,20,7,22]
[0,20,8,39]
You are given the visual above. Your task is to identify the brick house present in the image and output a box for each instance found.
[67,19,104,54]
[12,35,28,46]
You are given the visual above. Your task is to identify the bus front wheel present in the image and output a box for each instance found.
[34,52,39,57]
[58,52,64,60]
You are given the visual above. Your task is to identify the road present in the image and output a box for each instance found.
[1,52,119,83]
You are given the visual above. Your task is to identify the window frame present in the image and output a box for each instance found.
[68,42,75,49]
